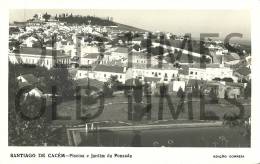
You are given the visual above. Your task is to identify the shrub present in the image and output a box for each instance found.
[223,111,240,126]
[204,111,219,120]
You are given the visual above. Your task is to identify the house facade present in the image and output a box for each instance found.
[9,47,70,69]
[188,64,236,82]
[129,65,179,83]
[80,53,101,65]
[76,65,127,84]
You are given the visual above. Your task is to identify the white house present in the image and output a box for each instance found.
[172,80,186,92]
[80,53,101,65]
[76,65,127,84]
[9,47,70,69]
[80,45,100,56]
[187,64,237,82]
[130,65,179,83]
[23,36,38,47]
[110,47,129,60]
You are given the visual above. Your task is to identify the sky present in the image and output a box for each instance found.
[9,9,251,41]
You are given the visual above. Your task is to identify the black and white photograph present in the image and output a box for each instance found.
[3,0,260,163]
[8,9,252,147]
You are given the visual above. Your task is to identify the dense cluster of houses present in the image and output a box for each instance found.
[9,13,251,99]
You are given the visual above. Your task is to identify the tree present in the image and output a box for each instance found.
[141,39,152,49]
[133,78,143,103]
[244,80,251,99]
[103,82,113,98]
[43,12,51,22]
[33,14,38,19]
[213,77,221,81]
[49,67,75,100]
[133,44,141,51]
[222,77,234,83]
[107,75,123,91]
[209,88,218,103]
[82,89,98,105]
[8,74,51,145]
[177,87,185,99]
[192,81,200,97]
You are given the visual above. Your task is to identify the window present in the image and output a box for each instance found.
[104,74,106,77]
[152,72,154,74]
[195,72,197,75]
[120,75,122,79]
[190,71,193,75]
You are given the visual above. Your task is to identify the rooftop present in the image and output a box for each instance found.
[93,65,126,73]
[131,63,176,70]
[83,53,101,59]
[18,74,39,84]
[15,47,68,57]
[235,67,251,76]
[224,53,240,62]
[113,47,129,54]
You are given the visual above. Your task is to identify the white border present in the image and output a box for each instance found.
[1,0,260,164]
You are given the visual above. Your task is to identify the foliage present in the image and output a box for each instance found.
[204,111,219,120]
[57,14,116,26]
[209,88,218,103]
[224,42,250,56]
[212,77,221,81]
[133,44,141,51]
[108,75,123,91]
[8,65,51,145]
[48,67,75,100]
[192,81,200,97]
[133,79,143,103]
[140,39,152,49]
[244,80,251,99]
[103,82,113,98]
[177,87,185,99]
[223,111,251,141]
[8,63,75,145]
[42,12,51,22]
[222,77,234,83]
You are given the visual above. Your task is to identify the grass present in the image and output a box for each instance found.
[56,93,251,123]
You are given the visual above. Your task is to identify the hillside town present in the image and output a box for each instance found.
[9,13,251,98]
[9,12,251,147]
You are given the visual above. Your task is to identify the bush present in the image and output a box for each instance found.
[177,87,185,99]
[223,111,240,126]
[103,84,113,98]
[223,111,239,121]
[204,111,219,120]
[82,96,97,105]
